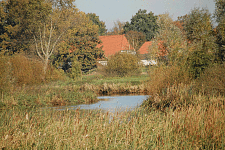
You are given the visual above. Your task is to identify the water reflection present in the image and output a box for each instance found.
[53,95,149,112]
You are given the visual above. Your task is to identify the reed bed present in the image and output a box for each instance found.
[0,84,98,110]
[80,82,147,95]
[1,94,224,149]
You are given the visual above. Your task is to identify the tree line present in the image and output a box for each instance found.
[0,0,105,76]
[148,1,225,79]
[0,0,225,79]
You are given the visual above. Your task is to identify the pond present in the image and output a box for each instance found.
[53,95,149,112]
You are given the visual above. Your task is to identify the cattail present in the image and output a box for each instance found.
[26,112,29,120]
[126,130,128,138]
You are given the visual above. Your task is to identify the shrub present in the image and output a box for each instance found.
[195,63,225,95]
[67,57,82,80]
[10,54,44,85]
[0,54,65,88]
[0,54,11,92]
[146,65,190,95]
[142,83,194,111]
[105,52,141,77]
[45,65,65,82]
[144,62,225,111]
[185,43,214,79]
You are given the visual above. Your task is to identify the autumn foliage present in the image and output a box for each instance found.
[0,54,63,91]
[104,52,141,77]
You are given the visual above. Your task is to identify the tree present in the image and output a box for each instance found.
[214,0,225,23]
[125,30,146,53]
[33,0,78,76]
[182,8,214,43]
[87,13,107,36]
[214,0,225,61]
[149,13,187,65]
[33,20,63,76]
[123,9,158,41]
[181,8,218,78]
[54,11,104,73]
[0,0,52,54]
[107,20,125,35]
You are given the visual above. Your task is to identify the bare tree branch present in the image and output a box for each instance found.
[39,27,46,56]
[33,35,44,61]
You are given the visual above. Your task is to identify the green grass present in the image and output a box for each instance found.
[0,73,149,110]
[75,74,149,86]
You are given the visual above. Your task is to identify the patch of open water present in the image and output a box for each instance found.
[52,95,149,113]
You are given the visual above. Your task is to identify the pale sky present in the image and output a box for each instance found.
[75,0,216,30]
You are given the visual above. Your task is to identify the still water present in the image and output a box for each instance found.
[53,95,149,112]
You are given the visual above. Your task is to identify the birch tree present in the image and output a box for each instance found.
[33,0,78,76]
[33,21,64,75]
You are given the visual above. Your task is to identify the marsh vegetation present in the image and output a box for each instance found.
[1,0,225,149]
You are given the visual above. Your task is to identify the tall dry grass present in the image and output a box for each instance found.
[144,62,225,110]
[168,97,225,149]
[0,95,224,149]
[0,83,98,109]
[146,65,190,95]
[195,63,225,96]
[80,82,147,95]
[0,55,11,92]
[142,83,194,112]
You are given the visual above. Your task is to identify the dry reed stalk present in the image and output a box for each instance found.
[80,83,148,95]
[1,95,224,149]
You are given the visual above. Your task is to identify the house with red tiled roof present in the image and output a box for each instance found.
[138,41,152,55]
[97,34,157,66]
[138,41,158,65]
[97,34,134,57]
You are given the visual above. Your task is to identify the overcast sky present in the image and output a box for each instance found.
[75,0,216,30]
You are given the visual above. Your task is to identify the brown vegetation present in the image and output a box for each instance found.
[144,63,225,112]
[146,65,190,95]
[195,63,225,95]
[0,54,64,92]
[80,83,147,95]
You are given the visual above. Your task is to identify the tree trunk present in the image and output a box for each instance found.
[33,20,64,79]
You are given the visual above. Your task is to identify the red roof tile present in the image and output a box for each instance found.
[138,41,152,54]
[97,35,167,58]
[139,41,168,57]
[97,34,132,57]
